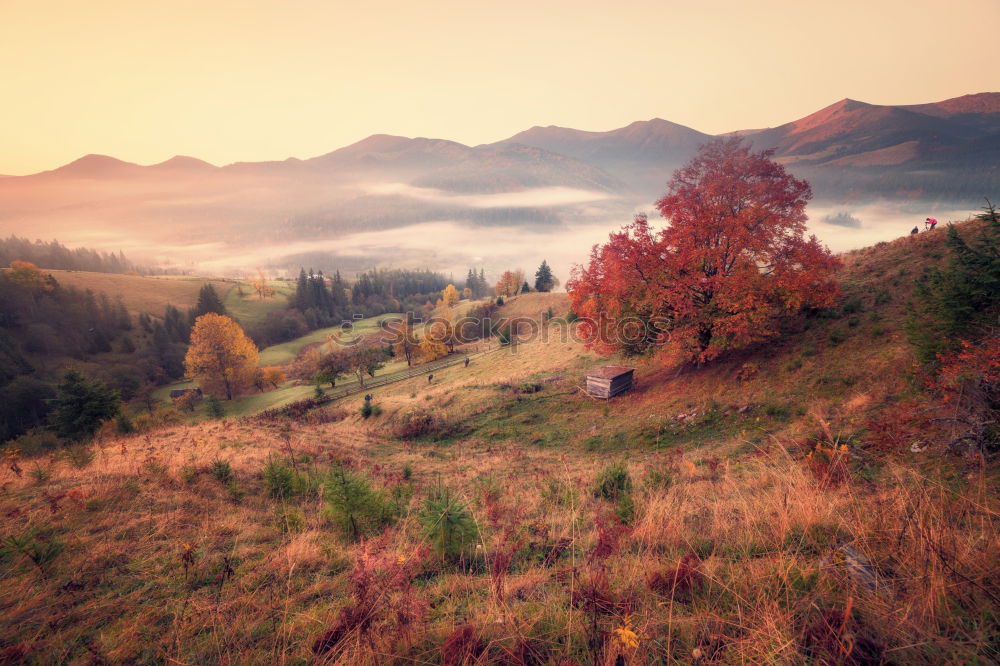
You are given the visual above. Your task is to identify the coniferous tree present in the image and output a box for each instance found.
[48,370,120,441]
[163,305,190,343]
[294,268,309,310]
[534,260,556,292]
[907,215,1000,367]
[192,283,227,319]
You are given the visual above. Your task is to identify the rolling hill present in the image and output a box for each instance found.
[0,222,995,663]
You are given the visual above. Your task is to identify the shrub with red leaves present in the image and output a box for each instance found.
[647,552,704,603]
[589,519,627,563]
[863,401,929,453]
[312,542,428,657]
[442,624,485,666]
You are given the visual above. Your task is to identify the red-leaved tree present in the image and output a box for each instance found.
[568,138,840,363]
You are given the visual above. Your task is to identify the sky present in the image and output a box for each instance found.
[2,0,998,175]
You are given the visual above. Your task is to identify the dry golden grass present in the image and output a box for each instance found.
[496,292,570,321]
[1,222,996,663]
[46,270,236,315]
[2,403,995,663]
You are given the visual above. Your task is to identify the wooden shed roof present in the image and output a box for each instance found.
[587,365,635,380]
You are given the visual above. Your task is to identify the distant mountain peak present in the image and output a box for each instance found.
[151,155,217,170]
[47,154,142,178]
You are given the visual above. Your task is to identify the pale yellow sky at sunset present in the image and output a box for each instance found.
[2,0,997,175]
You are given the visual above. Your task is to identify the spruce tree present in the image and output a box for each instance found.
[192,283,227,319]
[294,268,309,310]
[48,370,120,441]
[534,260,555,292]
[907,217,1000,367]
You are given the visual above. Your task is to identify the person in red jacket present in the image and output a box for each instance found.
[925,217,938,230]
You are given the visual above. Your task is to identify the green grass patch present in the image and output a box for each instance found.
[257,312,402,366]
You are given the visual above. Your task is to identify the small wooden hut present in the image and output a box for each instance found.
[586,365,635,399]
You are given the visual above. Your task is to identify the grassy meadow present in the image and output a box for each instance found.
[1,227,997,664]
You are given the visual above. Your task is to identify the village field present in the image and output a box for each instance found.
[1,228,998,664]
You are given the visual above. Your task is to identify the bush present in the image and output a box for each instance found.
[210,460,233,484]
[324,465,396,541]
[206,395,225,419]
[614,493,635,525]
[276,506,305,533]
[48,370,120,442]
[764,402,792,419]
[497,323,513,346]
[420,486,479,562]
[4,429,61,457]
[62,445,95,469]
[392,408,444,439]
[226,482,246,504]
[263,459,304,499]
[828,329,847,345]
[593,462,632,501]
[115,413,135,435]
[2,528,63,572]
[841,297,864,315]
[132,407,185,433]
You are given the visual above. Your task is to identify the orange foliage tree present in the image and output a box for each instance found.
[251,269,275,300]
[261,366,286,389]
[568,139,840,364]
[184,313,260,399]
[6,260,52,290]
[494,270,524,297]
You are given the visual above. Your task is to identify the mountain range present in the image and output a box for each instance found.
[0,92,997,271]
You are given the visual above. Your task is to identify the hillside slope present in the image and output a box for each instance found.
[0,223,996,664]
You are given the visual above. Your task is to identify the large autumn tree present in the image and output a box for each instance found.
[184,313,260,399]
[568,138,840,364]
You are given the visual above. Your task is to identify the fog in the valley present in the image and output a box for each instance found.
[27,181,975,284]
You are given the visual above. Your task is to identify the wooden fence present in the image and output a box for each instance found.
[321,343,503,402]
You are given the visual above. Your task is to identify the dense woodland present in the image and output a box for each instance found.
[0,236,152,274]
[0,259,494,443]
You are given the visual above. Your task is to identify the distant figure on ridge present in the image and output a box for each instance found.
[464,357,470,368]
[911,226,919,235]
[925,217,938,231]
[427,374,433,384]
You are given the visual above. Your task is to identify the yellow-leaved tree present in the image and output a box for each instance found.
[441,284,460,307]
[184,313,260,400]
[419,320,450,361]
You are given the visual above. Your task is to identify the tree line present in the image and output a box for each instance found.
[0,235,156,274]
